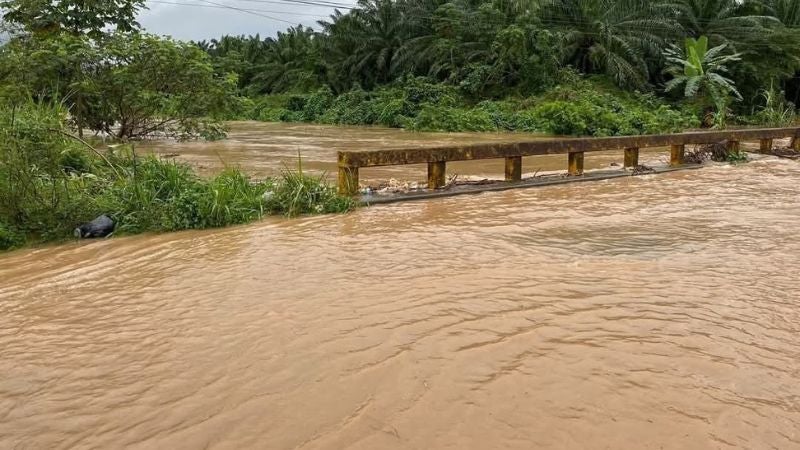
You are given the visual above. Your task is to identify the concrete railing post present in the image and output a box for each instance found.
[624,147,639,169]
[505,156,522,182]
[337,165,359,196]
[427,161,446,189]
[670,144,685,166]
[760,138,773,154]
[568,152,584,176]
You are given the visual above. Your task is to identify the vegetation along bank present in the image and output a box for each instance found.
[3,0,800,250]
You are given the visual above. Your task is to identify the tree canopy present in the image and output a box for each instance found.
[0,0,144,38]
[198,0,800,113]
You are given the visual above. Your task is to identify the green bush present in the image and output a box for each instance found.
[522,101,622,136]
[400,77,460,107]
[248,76,700,136]
[406,104,497,132]
[0,102,101,241]
[0,223,24,250]
[476,100,519,130]
[249,95,292,121]
[59,147,94,174]
[256,107,287,122]
[514,79,700,136]
[301,87,335,121]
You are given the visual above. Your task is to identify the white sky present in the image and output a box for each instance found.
[138,0,356,41]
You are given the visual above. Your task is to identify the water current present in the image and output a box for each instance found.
[2,123,800,449]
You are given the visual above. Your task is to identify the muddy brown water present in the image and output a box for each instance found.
[136,121,675,184]
[2,123,800,449]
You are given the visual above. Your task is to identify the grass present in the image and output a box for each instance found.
[266,154,354,217]
[0,101,355,251]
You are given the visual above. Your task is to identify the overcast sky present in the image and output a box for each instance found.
[138,0,356,41]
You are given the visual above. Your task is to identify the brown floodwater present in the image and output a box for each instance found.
[137,121,676,184]
[2,124,800,449]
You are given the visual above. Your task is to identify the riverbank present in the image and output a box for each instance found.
[234,76,704,135]
[0,104,353,251]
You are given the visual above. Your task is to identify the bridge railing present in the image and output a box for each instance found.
[337,127,800,195]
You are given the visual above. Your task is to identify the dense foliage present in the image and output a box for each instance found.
[0,0,240,140]
[201,0,800,133]
[0,0,144,38]
[0,32,239,139]
[0,102,353,250]
[236,74,699,134]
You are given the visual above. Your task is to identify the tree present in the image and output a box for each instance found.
[674,0,777,49]
[664,36,742,127]
[765,0,800,26]
[250,26,325,94]
[198,34,271,90]
[0,33,238,139]
[0,0,144,39]
[319,0,410,89]
[539,0,682,88]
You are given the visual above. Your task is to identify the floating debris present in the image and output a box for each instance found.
[769,147,800,160]
[632,164,656,175]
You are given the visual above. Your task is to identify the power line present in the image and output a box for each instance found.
[229,0,355,9]
[146,0,800,50]
[192,0,299,24]
[147,0,333,17]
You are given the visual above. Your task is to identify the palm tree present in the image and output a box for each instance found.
[664,36,742,126]
[673,0,778,49]
[539,0,682,88]
[319,0,410,89]
[251,26,324,93]
[763,0,800,26]
[397,1,493,81]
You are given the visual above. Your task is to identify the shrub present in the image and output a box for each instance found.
[476,100,518,130]
[301,87,335,121]
[401,77,460,107]
[249,76,700,136]
[516,79,700,136]
[249,95,292,121]
[256,107,287,122]
[0,102,102,241]
[406,104,497,132]
[0,223,24,250]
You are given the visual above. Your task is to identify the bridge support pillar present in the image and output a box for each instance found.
[505,156,522,182]
[568,152,584,176]
[427,161,446,189]
[670,144,685,166]
[338,166,359,196]
[624,147,639,169]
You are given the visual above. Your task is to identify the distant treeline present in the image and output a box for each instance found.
[198,0,800,119]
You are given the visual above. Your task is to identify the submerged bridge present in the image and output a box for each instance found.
[337,127,800,196]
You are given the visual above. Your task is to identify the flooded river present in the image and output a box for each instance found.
[2,124,800,449]
[137,121,664,183]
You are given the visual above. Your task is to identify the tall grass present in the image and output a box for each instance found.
[742,83,797,127]
[267,156,354,217]
[0,101,355,251]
